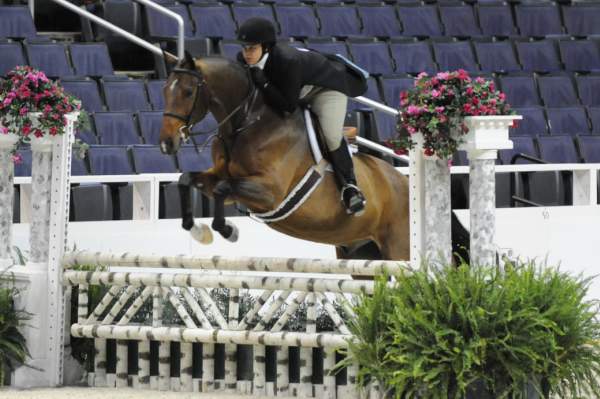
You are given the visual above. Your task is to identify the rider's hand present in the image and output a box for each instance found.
[250,67,268,88]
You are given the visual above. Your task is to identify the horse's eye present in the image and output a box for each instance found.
[183,88,194,97]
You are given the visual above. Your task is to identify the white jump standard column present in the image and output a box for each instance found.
[460,116,521,266]
[0,132,20,269]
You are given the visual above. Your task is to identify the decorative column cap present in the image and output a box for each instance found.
[459,115,522,153]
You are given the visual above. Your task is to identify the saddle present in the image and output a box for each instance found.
[303,108,357,165]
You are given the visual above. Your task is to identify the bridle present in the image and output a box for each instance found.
[163,66,259,146]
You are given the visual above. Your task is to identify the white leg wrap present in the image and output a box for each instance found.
[190,223,213,244]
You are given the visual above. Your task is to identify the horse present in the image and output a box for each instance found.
[159,52,411,260]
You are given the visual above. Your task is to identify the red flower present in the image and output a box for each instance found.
[424,148,435,156]
[49,126,58,136]
[34,129,44,138]
[511,120,519,129]
[394,148,408,156]
[22,124,31,136]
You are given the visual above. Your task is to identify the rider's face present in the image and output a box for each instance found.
[242,44,263,66]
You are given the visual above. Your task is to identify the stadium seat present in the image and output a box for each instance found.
[0,40,26,77]
[347,40,394,76]
[145,4,194,40]
[357,5,401,38]
[88,145,134,175]
[131,145,178,173]
[177,145,213,172]
[511,107,548,137]
[432,39,479,72]
[562,3,600,36]
[61,78,105,112]
[190,5,237,39]
[146,80,166,111]
[558,40,600,73]
[498,136,539,165]
[587,107,600,134]
[102,79,151,112]
[380,74,415,108]
[499,73,541,107]
[514,2,564,37]
[348,76,381,113]
[537,75,579,107]
[476,2,516,38]
[514,39,561,74]
[315,5,362,38]
[218,40,241,60]
[93,112,143,145]
[0,6,37,39]
[473,39,520,74]
[14,149,32,177]
[536,135,580,163]
[397,4,443,37]
[275,4,319,39]
[232,5,278,30]
[438,3,482,38]
[305,38,350,59]
[71,155,89,176]
[576,75,600,107]
[546,106,591,136]
[70,184,114,221]
[25,42,74,78]
[371,112,397,143]
[137,111,164,145]
[576,135,600,162]
[190,113,218,137]
[69,43,115,77]
[389,39,436,75]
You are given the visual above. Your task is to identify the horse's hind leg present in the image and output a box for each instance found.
[211,181,239,242]
[178,173,213,244]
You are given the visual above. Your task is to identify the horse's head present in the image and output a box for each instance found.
[160,52,210,154]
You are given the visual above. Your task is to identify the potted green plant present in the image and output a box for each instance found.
[0,269,32,386]
[387,70,516,160]
[0,65,87,158]
[343,260,600,398]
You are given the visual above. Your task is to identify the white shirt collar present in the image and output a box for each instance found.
[253,52,269,70]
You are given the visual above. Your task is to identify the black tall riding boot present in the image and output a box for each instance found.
[328,139,366,216]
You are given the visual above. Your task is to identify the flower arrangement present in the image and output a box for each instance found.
[388,70,514,160]
[0,66,88,162]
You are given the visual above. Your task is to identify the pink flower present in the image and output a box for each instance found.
[22,124,31,136]
[407,126,416,134]
[44,104,52,113]
[1,126,8,135]
[475,77,485,84]
[431,89,441,98]
[19,106,28,116]
[2,97,12,107]
[456,69,470,81]
[417,72,429,79]
[435,106,445,113]
[499,92,506,101]
[12,153,23,164]
[407,105,422,115]
[436,72,450,80]
[466,87,474,96]
[49,126,58,136]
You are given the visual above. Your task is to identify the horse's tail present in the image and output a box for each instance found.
[451,211,470,265]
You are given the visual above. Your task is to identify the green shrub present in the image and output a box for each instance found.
[344,260,600,399]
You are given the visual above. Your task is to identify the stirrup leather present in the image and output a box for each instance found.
[340,184,366,216]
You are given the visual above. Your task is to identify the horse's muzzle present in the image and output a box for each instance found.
[160,137,179,155]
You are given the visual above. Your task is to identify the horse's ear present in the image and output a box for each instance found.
[164,51,178,68]
[184,51,196,69]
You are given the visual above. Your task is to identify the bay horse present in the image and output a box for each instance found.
[159,53,410,260]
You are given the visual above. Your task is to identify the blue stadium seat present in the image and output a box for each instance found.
[587,107,600,134]
[177,145,213,172]
[562,3,600,36]
[511,107,548,137]
[145,4,194,39]
[76,128,99,146]
[191,113,218,136]
[315,5,362,38]
[546,106,591,136]
[536,135,580,163]
[576,135,600,162]
[131,145,178,173]
[499,73,541,107]
[275,4,319,39]
[438,4,481,37]
[432,40,479,72]
[473,39,520,74]
[389,39,436,75]
[347,40,394,76]
[397,4,443,37]
[477,2,516,38]
[380,74,415,108]
[357,5,401,38]
[558,40,600,73]
[348,76,380,112]
[102,79,151,112]
[515,39,561,73]
[61,78,104,112]
[69,43,114,77]
[232,5,278,30]
[305,38,350,59]
[71,155,89,176]
[537,75,579,107]
[0,6,37,39]
[88,145,134,175]
[372,112,397,143]
[218,40,242,60]
[0,41,26,77]
[14,149,32,177]
[146,80,166,111]
[514,3,563,37]
[576,75,600,107]
[498,135,538,165]
[138,111,164,145]
[70,184,113,221]
[93,112,143,145]
[190,5,237,39]
[25,42,74,77]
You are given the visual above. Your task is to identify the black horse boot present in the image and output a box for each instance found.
[328,139,366,216]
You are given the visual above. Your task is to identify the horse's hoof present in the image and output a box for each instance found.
[224,220,239,243]
[191,223,213,244]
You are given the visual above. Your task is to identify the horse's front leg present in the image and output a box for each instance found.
[211,180,239,242]
[178,171,219,244]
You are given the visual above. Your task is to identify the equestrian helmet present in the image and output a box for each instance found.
[237,17,276,45]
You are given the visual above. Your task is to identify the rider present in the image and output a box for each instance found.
[236,17,368,216]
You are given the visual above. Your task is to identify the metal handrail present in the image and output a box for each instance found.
[135,0,184,61]
[48,0,180,62]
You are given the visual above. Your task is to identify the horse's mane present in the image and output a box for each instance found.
[196,56,249,85]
